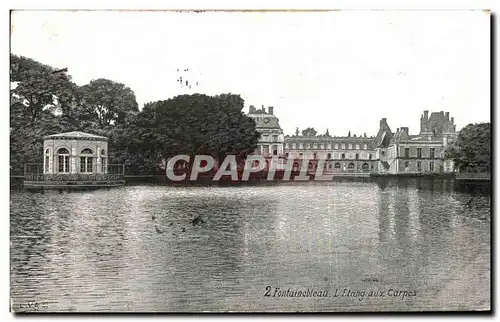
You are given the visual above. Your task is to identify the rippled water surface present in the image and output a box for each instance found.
[10,180,490,312]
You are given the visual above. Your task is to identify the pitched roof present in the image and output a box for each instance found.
[44,131,108,141]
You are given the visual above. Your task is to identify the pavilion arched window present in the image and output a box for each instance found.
[100,149,107,173]
[362,163,370,172]
[57,148,70,173]
[80,148,94,173]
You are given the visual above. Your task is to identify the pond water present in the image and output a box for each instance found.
[10,179,490,312]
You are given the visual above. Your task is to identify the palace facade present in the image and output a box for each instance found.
[247,108,457,175]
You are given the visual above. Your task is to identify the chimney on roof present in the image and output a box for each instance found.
[445,112,450,119]
[401,127,409,134]
[268,106,274,115]
[249,105,256,113]
[380,118,388,129]
[423,110,429,119]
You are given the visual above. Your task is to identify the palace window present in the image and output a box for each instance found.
[272,135,279,142]
[429,161,434,172]
[405,148,410,158]
[347,163,355,171]
[285,152,289,158]
[348,144,352,149]
[356,144,360,150]
[80,148,94,173]
[341,144,345,149]
[417,148,422,158]
[355,154,359,160]
[334,162,341,169]
[313,153,317,159]
[405,161,409,168]
[417,161,422,172]
[341,153,345,159]
[369,154,372,160]
[327,153,332,159]
[363,144,367,150]
[292,143,296,149]
[430,148,435,158]
[362,163,369,172]
[335,144,338,149]
[57,148,70,173]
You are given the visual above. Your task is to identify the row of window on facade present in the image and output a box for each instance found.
[294,161,373,172]
[260,134,281,142]
[285,152,373,160]
[44,148,107,173]
[404,160,435,172]
[286,143,370,150]
[404,147,436,158]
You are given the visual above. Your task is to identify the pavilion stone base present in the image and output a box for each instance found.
[23,173,125,190]
[24,180,125,190]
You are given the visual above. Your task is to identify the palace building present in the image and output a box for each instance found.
[247,105,285,157]
[247,108,457,175]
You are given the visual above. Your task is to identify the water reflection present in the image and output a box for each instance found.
[10,180,490,312]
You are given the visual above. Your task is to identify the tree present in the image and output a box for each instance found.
[446,123,490,173]
[79,78,139,127]
[10,54,75,123]
[136,93,260,165]
[10,55,77,174]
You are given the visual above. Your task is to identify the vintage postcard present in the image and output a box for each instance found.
[9,10,491,313]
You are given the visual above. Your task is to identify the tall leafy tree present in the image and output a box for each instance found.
[137,93,260,164]
[446,123,490,173]
[79,79,139,127]
[10,54,75,123]
[10,55,77,174]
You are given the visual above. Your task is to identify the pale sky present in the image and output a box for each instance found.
[11,10,490,136]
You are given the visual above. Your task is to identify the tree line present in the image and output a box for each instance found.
[10,54,260,175]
